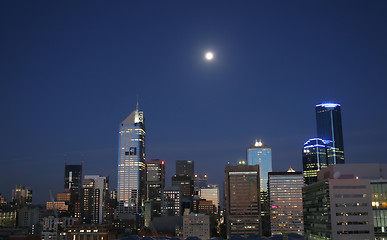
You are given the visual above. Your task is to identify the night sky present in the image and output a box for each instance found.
[1,1,387,204]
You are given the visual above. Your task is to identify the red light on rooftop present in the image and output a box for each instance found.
[161,161,165,165]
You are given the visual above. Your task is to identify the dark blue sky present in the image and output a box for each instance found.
[1,1,387,204]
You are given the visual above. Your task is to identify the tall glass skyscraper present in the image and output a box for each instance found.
[117,103,145,219]
[316,103,344,164]
[247,140,272,192]
[302,138,328,185]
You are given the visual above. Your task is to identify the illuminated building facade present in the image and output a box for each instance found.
[161,187,181,216]
[183,213,210,240]
[268,169,304,236]
[247,140,272,192]
[316,103,345,164]
[246,140,271,236]
[82,175,109,224]
[12,185,32,207]
[318,164,387,240]
[302,138,329,185]
[172,174,194,198]
[224,164,261,237]
[64,164,82,196]
[144,159,165,225]
[117,104,145,219]
[199,184,219,213]
[146,159,165,201]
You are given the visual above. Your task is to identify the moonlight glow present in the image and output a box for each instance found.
[205,51,214,61]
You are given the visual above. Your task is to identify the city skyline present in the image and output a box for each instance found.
[1,1,387,204]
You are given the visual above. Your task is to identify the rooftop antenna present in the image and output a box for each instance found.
[81,154,85,166]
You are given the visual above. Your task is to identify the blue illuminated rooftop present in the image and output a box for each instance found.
[316,103,341,108]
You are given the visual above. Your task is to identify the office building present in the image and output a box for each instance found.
[303,164,382,240]
[194,174,208,190]
[146,159,165,201]
[183,213,210,240]
[161,187,181,217]
[176,160,194,178]
[246,140,271,236]
[268,168,304,236]
[172,175,194,198]
[82,175,109,224]
[64,164,82,196]
[224,164,261,237]
[144,159,165,226]
[316,103,345,164]
[302,138,329,185]
[11,185,32,207]
[247,140,272,192]
[317,164,387,240]
[117,103,146,220]
[199,184,219,213]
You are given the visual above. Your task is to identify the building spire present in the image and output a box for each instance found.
[136,95,139,111]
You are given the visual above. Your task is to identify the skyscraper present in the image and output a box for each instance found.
[176,160,194,177]
[144,159,165,224]
[268,168,304,236]
[82,175,109,224]
[302,138,328,185]
[117,103,145,220]
[64,164,82,218]
[316,103,344,164]
[145,159,165,201]
[12,185,32,207]
[64,164,82,196]
[246,140,272,236]
[224,164,261,237]
[247,140,272,192]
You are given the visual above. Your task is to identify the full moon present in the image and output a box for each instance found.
[205,51,214,61]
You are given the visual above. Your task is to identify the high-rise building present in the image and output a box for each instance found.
[82,175,109,224]
[172,175,194,198]
[144,159,165,225]
[117,103,145,220]
[268,168,304,236]
[302,138,329,185]
[318,163,387,240]
[246,140,272,236]
[12,185,32,207]
[247,140,272,192]
[64,164,82,196]
[176,160,194,178]
[161,187,181,217]
[194,174,208,190]
[224,164,261,237]
[199,184,219,213]
[316,103,345,164]
[146,159,165,201]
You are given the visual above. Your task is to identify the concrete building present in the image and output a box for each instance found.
[161,187,181,217]
[303,164,385,239]
[12,185,32,207]
[268,168,304,236]
[199,185,219,213]
[183,213,210,240]
[224,164,261,237]
[82,175,109,224]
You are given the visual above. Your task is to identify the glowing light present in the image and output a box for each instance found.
[316,103,341,108]
[205,51,214,61]
[161,160,165,165]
